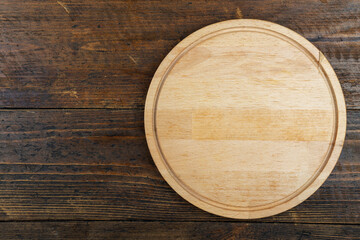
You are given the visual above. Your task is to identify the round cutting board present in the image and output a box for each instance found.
[145,19,346,219]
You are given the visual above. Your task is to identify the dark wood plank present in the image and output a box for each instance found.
[0,109,358,223]
[0,221,359,240]
[0,0,359,109]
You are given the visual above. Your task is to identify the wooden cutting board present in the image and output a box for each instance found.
[144,19,346,219]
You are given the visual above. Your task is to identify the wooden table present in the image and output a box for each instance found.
[0,0,359,239]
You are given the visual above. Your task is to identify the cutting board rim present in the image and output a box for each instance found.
[144,19,346,219]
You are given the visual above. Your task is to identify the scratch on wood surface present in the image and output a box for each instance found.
[0,70,7,78]
[57,1,70,15]
[236,7,243,19]
[62,90,78,98]
[128,55,138,65]
[0,70,12,86]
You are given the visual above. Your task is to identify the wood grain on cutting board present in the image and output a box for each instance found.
[145,20,346,219]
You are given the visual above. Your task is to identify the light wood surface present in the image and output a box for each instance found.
[145,19,346,219]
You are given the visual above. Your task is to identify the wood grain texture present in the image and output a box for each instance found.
[0,0,359,109]
[0,0,359,236]
[0,221,359,240]
[0,109,357,223]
